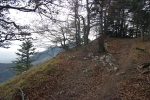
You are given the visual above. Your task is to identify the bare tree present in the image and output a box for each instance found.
[0,0,58,47]
[91,0,112,53]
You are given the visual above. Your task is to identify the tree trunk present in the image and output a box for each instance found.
[26,50,29,70]
[84,0,91,45]
[74,0,81,47]
[98,3,106,53]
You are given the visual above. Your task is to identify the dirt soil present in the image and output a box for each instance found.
[1,38,150,100]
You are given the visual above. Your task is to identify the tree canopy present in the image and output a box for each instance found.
[0,0,149,52]
[12,39,35,74]
[0,0,57,47]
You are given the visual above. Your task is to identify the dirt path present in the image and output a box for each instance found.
[119,40,136,71]
[51,39,139,100]
[1,38,149,100]
[98,39,137,100]
[23,38,141,100]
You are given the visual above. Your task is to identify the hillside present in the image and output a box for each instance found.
[0,46,62,84]
[0,38,150,100]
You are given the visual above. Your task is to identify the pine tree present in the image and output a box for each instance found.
[12,40,35,74]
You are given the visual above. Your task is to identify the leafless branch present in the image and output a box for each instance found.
[0,4,40,12]
[0,19,20,29]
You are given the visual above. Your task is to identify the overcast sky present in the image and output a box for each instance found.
[0,10,46,63]
[0,3,70,63]
[0,2,97,63]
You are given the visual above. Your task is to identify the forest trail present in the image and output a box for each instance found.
[1,38,150,100]
[99,39,137,99]
[51,38,139,100]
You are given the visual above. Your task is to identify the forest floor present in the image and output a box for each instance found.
[0,37,150,100]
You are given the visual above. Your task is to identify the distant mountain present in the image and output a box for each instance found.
[0,63,15,83]
[32,47,63,65]
[0,46,63,83]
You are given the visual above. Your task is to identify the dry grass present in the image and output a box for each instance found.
[0,58,63,100]
[0,38,150,100]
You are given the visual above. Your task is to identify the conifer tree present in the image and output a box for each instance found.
[12,40,35,74]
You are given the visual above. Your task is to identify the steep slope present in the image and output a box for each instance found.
[0,38,150,100]
[0,47,62,84]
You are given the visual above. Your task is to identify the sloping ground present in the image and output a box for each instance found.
[0,38,150,100]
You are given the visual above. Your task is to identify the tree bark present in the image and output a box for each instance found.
[98,2,106,53]
[74,0,81,47]
[84,0,91,45]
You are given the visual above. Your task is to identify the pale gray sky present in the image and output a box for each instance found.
[0,2,97,63]
[0,10,46,63]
